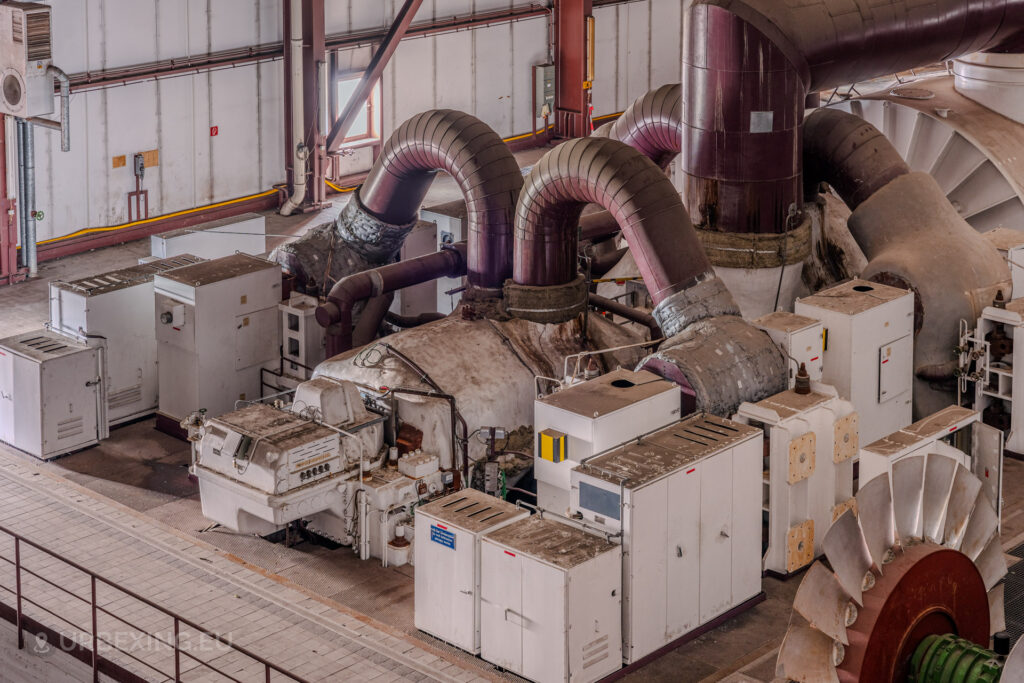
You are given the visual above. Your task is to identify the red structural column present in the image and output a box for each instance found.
[553,0,592,139]
[0,114,20,284]
[302,0,327,208]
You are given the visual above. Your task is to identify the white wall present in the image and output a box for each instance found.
[26,0,684,242]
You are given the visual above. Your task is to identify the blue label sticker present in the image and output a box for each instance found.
[430,525,456,550]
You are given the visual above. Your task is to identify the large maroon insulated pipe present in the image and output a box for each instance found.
[513,137,713,301]
[356,109,522,291]
[685,0,1024,235]
[317,242,467,357]
[596,83,681,169]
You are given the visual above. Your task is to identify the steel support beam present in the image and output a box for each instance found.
[553,0,593,139]
[326,0,423,154]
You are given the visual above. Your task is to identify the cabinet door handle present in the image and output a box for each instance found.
[720,527,730,539]
[459,589,473,595]
[676,545,684,558]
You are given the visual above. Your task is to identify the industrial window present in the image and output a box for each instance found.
[334,75,379,145]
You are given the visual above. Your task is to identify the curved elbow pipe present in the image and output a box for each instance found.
[513,137,712,303]
[603,83,681,170]
[354,110,523,291]
[316,242,468,357]
[803,108,909,209]
[685,0,1024,234]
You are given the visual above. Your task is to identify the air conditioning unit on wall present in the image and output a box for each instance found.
[0,2,53,118]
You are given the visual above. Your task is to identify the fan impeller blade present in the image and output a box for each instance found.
[855,474,895,572]
[793,561,853,645]
[823,509,872,605]
[892,455,925,544]
[942,464,982,550]
[922,454,956,543]
[776,625,841,683]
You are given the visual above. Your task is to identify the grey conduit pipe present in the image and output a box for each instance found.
[347,110,523,292]
[15,119,25,269]
[316,241,468,357]
[22,121,36,276]
[803,108,1011,416]
[511,137,786,415]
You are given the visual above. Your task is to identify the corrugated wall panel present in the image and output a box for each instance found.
[26,0,682,242]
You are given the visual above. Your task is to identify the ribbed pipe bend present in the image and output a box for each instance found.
[513,137,713,304]
[605,83,681,169]
[357,109,523,291]
[803,108,910,210]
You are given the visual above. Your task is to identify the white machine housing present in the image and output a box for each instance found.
[414,489,529,653]
[154,253,281,422]
[753,311,824,387]
[480,516,622,683]
[0,330,102,460]
[983,227,1024,300]
[533,369,680,515]
[570,413,762,665]
[795,278,914,445]
[279,292,324,383]
[0,3,53,118]
[49,255,203,425]
[150,213,266,260]
[859,405,1003,521]
[963,299,1024,456]
[733,384,858,575]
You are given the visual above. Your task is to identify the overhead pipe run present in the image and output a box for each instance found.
[804,108,1010,417]
[512,137,786,415]
[316,242,468,357]
[684,0,1024,236]
[280,0,307,217]
[595,83,680,169]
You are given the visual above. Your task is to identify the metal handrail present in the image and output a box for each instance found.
[0,522,310,683]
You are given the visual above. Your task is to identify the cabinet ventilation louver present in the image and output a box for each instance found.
[25,11,50,61]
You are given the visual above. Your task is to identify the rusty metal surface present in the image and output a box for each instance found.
[837,542,990,682]
[359,109,523,292]
[514,137,713,300]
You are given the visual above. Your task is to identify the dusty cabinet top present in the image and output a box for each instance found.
[796,278,910,316]
[483,516,617,570]
[156,253,277,288]
[538,368,676,418]
[417,488,524,533]
[0,329,93,362]
[576,413,759,489]
[862,405,977,456]
[51,255,204,296]
[753,311,820,334]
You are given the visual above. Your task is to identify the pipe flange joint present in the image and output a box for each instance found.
[337,191,418,262]
[503,275,588,324]
[652,276,740,339]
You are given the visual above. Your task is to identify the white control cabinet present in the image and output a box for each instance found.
[795,279,914,445]
[753,311,824,388]
[984,227,1024,300]
[734,384,857,576]
[480,516,622,683]
[151,213,266,260]
[155,254,281,422]
[571,414,762,664]
[533,369,680,515]
[414,489,528,653]
[49,255,203,425]
[0,330,102,460]
[859,405,1003,521]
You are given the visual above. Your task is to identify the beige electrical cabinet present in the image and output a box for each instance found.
[571,414,763,664]
[795,279,914,445]
[754,311,824,387]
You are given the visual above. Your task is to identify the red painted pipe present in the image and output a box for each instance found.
[685,0,1024,234]
[317,242,467,357]
[358,110,522,292]
[600,83,680,169]
[513,137,712,303]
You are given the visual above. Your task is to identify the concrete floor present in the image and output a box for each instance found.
[2,157,1022,681]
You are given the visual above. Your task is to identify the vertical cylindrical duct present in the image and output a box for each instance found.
[15,119,25,270]
[22,121,35,276]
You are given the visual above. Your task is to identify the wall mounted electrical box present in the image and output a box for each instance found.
[0,2,53,118]
[983,227,1024,300]
[571,414,762,664]
[414,489,529,654]
[480,516,621,683]
[533,369,681,515]
[753,311,824,388]
[49,255,203,426]
[794,279,914,445]
[0,329,101,460]
[733,384,857,576]
[154,253,281,424]
[534,64,555,118]
[150,213,266,260]
[859,405,1003,522]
